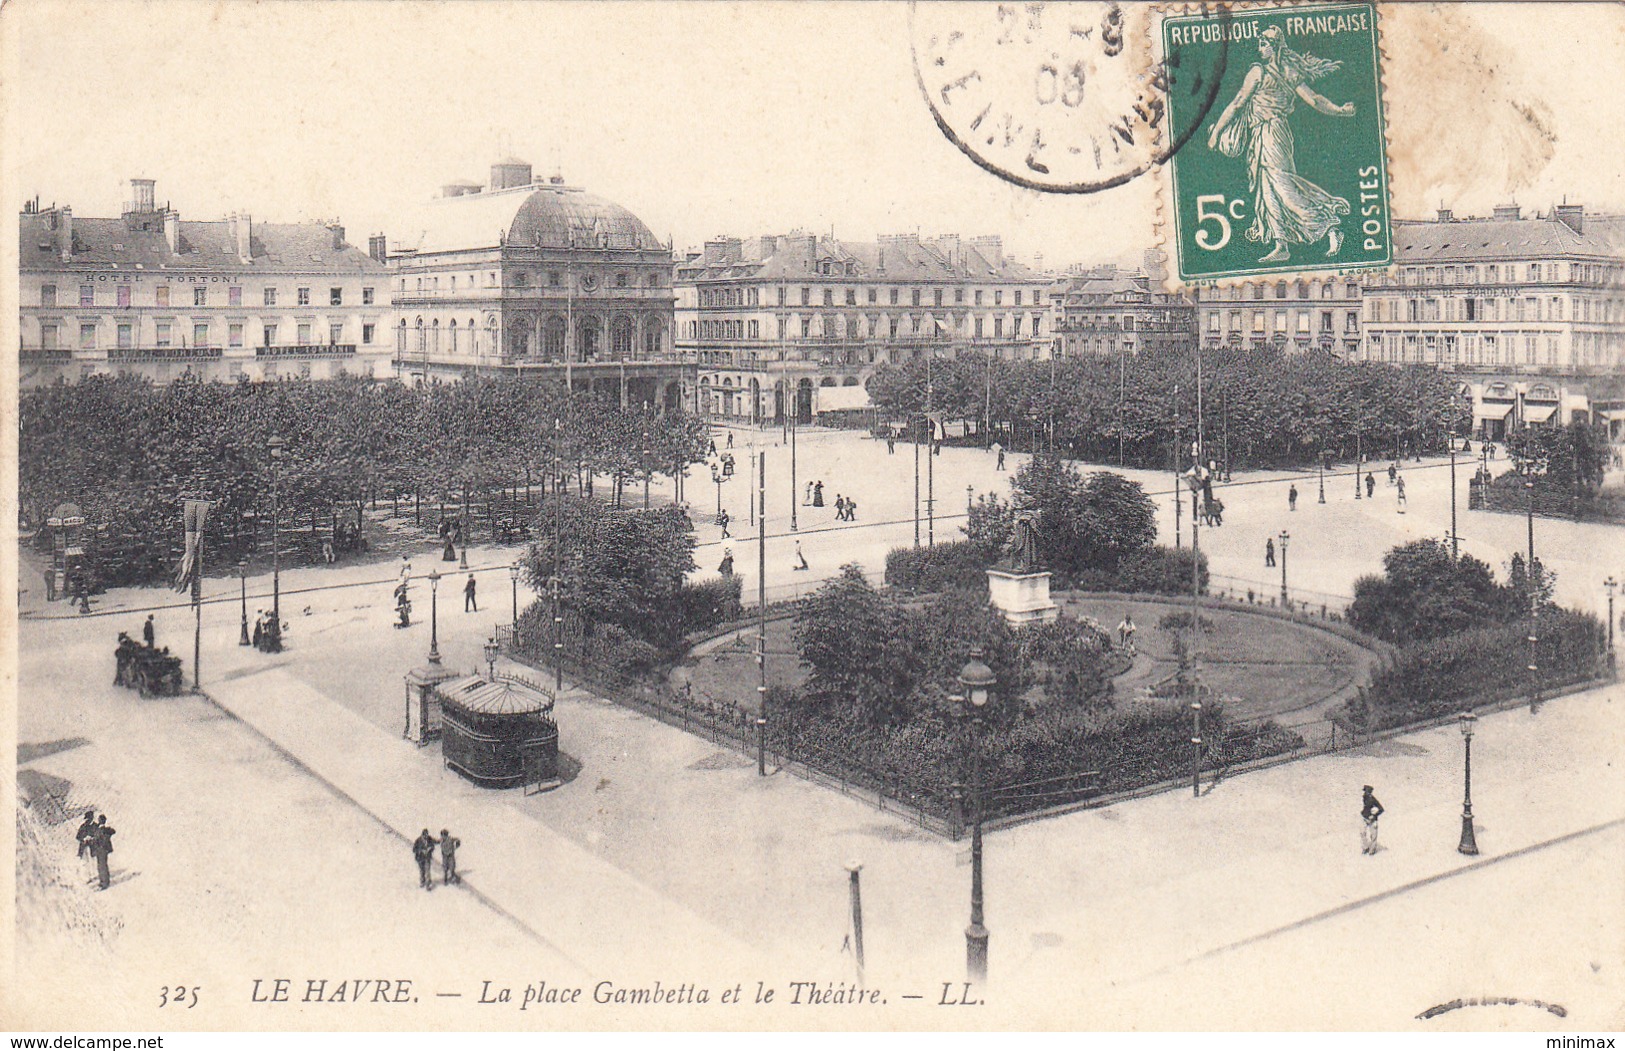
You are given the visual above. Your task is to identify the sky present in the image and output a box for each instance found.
[4,1,1623,271]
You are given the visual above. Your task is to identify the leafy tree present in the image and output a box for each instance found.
[1349,539,1544,644]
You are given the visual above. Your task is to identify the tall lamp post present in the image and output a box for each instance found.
[1278,530,1290,609]
[509,562,521,633]
[1449,440,1459,559]
[1527,478,1539,712]
[1317,449,1326,504]
[966,484,975,518]
[1456,711,1479,855]
[1605,576,1618,671]
[484,636,499,682]
[955,649,995,988]
[267,435,285,652]
[237,559,250,646]
[1354,430,1362,499]
[426,569,442,665]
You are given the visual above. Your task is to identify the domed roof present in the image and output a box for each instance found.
[394,184,664,255]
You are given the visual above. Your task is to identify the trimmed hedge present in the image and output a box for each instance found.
[884,541,995,593]
[885,541,1208,599]
[1072,545,1209,597]
[1353,607,1601,729]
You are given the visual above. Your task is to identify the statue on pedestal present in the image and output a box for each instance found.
[999,509,1041,575]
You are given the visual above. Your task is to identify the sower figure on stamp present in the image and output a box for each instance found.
[1206,25,1356,264]
[1361,785,1385,855]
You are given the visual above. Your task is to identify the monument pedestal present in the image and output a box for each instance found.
[987,568,1059,627]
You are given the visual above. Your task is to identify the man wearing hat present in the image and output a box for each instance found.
[1360,785,1384,855]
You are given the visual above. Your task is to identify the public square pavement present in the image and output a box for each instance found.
[12,425,1625,1030]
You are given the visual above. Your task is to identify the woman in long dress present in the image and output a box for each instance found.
[1206,25,1357,263]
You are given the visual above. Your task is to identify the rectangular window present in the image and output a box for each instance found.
[911,289,922,307]
[777,317,788,340]
[78,323,97,349]
[330,287,343,306]
[934,289,944,308]
[890,318,900,337]
[229,285,243,307]
[361,323,374,345]
[41,284,56,306]
[155,322,172,347]
[297,323,312,345]
[890,289,899,305]
[994,291,1003,306]
[117,323,133,349]
[264,287,277,306]
[1015,291,1024,306]
[801,288,810,306]
[1032,313,1042,334]
[297,287,310,306]
[229,323,244,347]
[974,317,984,338]
[116,284,131,308]
[80,284,95,307]
[263,324,278,346]
[154,286,169,307]
[193,286,207,307]
[801,318,811,338]
[362,287,375,305]
[40,324,58,349]
[845,289,856,306]
[868,289,878,304]
[823,289,833,307]
[194,322,209,347]
[330,323,344,344]
[1012,316,1022,336]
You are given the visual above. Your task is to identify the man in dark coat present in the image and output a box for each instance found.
[75,809,97,877]
[1264,537,1276,567]
[143,615,156,648]
[1361,785,1385,855]
[413,829,437,889]
[88,815,115,890]
[464,574,478,612]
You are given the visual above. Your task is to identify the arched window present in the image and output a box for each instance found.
[1275,281,1288,299]
[544,316,567,360]
[415,317,425,353]
[449,318,458,354]
[644,322,662,357]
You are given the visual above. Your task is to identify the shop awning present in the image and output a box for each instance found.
[1522,403,1559,424]
[1477,403,1514,421]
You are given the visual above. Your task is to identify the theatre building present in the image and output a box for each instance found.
[675,232,1049,422]
[1358,204,1625,440]
[18,178,391,387]
[382,157,689,411]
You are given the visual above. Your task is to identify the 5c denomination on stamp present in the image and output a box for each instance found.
[910,2,1231,195]
[1162,1,1392,282]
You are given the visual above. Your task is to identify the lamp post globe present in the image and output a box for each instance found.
[509,562,522,629]
[484,636,500,682]
[237,559,251,646]
[1457,711,1479,855]
[1605,576,1618,670]
[956,648,996,988]
[1278,530,1290,609]
[427,569,442,664]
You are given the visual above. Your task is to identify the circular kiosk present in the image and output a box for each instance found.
[437,672,561,791]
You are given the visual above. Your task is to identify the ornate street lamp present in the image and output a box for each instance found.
[1278,530,1291,609]
[510,562,522,632]
[966,484,975,517]
[1457,711,1479,855]
[237,562,250,646]
[427,569,442,665]
[484,635,499,682]
[1605,576,1618,671]
[1317,449,1326,504]
[267,435,285,652]
[954,649,996,988]
[1190,698,1203,797]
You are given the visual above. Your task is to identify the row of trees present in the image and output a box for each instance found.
[867,346,1466,469]
[1483,421,1617,520]
[20,374,712,587]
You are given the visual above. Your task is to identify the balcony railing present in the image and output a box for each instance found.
[108,345,224,361]
[20,347,73,363]
[255,344,358,358]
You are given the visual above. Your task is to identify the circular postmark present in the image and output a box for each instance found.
[910,1,1232,194]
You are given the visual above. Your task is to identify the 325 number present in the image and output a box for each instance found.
[159,985,200,1009]
[1194,194,1247,251]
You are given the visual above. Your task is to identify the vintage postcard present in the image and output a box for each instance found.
[4,0,1623,1042]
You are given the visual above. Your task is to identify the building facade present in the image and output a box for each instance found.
[1357,205,1625,439]
[1052,266,1199,358]
[384,158,688,410]
[675,232,1050,421]
[1190,274,1365,357]
[19,178,391,387]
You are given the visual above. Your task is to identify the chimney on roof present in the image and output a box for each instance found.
[489,157,533,190]
[228,212,252,264]
[969,235,1003,266]
[1554,203,1584,234]
[1436,207,1453,221]
[163,208,180,253]
[54,206,73,261]
[127,177,156,214]
[702,237,742,266]
[328,221,346,251]
[368,234,387,262]
[1492,203,1522,221]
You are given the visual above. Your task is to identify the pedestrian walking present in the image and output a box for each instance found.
[413,829,437,889]
[834,495,845,521]
[439,830,461,885]
[252,612,265,650]
[1288,484,1299,511]
[143,614,156,648]
[1396,475,1407,505]
[74,809,97,882]
[726,432,734,450]
[463,574,478,612]
[804,481,813,506]
[718,508,731,539]
[399,556,413,586]
[1264,537,1276,567]
[43,567,56,602]
[718,549,734,577]
[794,541,809,572]
[1360,785,1385,855]
[709,439,717,457]
[887,434,896,455]
[88,814,115,890]
[812,481,824,507]
[1365,472,1375,499]
[845,497,857,521]
[1387,462,1397,486]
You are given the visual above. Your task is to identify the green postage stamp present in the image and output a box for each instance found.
[1163,2,1391,283]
